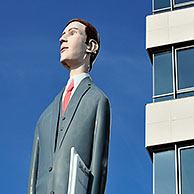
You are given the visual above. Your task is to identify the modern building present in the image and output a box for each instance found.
[145,1,194,194]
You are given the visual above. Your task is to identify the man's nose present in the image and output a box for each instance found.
[59,35,68,44]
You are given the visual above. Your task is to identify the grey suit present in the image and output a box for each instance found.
[27,77,111,194]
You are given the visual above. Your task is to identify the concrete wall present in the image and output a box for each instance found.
[146,96,194,147]
[146,7,194,49]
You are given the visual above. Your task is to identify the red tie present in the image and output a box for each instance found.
[62,79,74,116]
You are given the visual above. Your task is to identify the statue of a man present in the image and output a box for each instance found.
[27,18,111,194]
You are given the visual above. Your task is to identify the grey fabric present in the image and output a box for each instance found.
[27,77,111,194]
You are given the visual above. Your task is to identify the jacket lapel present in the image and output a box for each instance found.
[57,77,92,149]
[50,88,65,153]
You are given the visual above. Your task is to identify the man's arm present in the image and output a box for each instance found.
[89,97,111,194]
[27,124,40,194]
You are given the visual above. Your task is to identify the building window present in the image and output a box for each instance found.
[153,45,194,102]
[153,145,194,194]
[153,51,173,102]
[177,91,194,98]
[153,0,194,13]
[175,0,194,6]
[176,47,194,90]
[153,0,171,11]
[179,146,194,194]
[154,51,173,96]
[154,150,176,194]
[154,95,174,102]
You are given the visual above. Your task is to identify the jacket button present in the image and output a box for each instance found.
[50,191,54,194]
[60,128,64,131]
[48,167,53,172]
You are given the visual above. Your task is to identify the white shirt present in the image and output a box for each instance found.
[62,73,90,103]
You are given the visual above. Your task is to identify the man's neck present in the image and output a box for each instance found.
[69,63,89,78]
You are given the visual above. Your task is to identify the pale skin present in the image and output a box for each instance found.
[59,21,99,78]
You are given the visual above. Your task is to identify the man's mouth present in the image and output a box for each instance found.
[61,47,68,53]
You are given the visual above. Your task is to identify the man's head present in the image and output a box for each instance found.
[59,19,100,72]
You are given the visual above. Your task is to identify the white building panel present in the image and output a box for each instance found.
[146,7,194,49]
[146,96,194,147]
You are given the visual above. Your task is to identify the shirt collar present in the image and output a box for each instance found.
[66,73,90,91]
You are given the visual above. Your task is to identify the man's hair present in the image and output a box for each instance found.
[66,18,100,71]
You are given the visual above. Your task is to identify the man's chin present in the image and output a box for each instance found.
[61,61,70,70]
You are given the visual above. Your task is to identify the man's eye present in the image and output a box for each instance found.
[71,31,77,35]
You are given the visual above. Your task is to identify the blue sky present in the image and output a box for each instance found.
[0,0,153,193]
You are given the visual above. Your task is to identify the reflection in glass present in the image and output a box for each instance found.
[154,150,176,194]
[154,51,173,96]
[180,147,194,194]
[154,0,170,10]
[177,47,194,90]
[154,95,173,102]
[175,0,194,4]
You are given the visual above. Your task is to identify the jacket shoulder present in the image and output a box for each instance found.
[37,89,63,124]
[90,82,110,103]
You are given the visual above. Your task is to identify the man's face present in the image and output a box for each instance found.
[59,21,87,69]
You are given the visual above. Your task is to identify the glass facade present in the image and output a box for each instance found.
[177,91,194,98]
[154,0,170,10]
[177,47,194,90]
[153,146,194,194]
[153,0,194,12]
[153,46,194,102]
[175,0,194,4]
[154,51,173,96]
[154,150,176,194]
[179,147,194,194]
[154,95,173,102]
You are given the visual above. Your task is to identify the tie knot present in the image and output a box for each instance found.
[67,79,74,92]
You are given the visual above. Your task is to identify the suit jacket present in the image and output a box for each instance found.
[27,77,111,194]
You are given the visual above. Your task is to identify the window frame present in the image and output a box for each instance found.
[178,145,194,194]
[153,148,178,194]
[153,144,194,194]
[153,44,194,102]
[153,0,194,13]
[175,45,194,95]
[152,0,172,13]
[174,0,194,8]
[153,47,175,101]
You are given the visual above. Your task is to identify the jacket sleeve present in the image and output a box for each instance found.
[89,97,111,194]
[27,123,40,194]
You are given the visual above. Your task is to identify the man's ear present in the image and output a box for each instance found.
[86,39,99,54]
